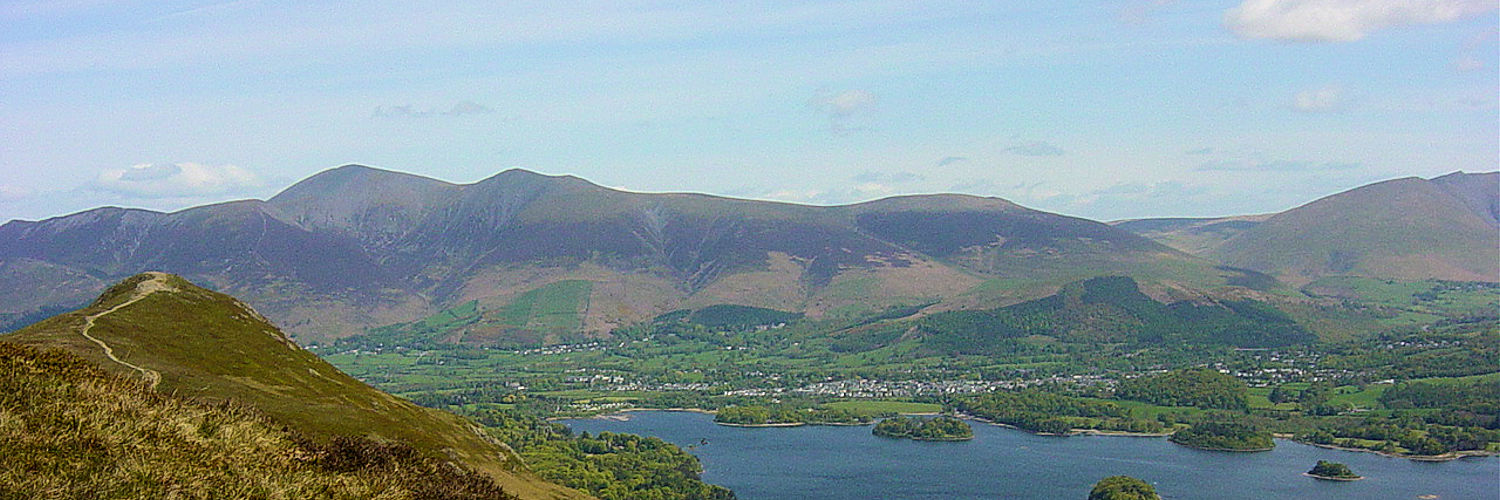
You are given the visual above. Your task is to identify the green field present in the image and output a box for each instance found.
[1304,277,1500,317]
[491,280,593,332]
[823,400,942,415]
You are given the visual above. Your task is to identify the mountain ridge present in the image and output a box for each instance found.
[3,165,1240,343]
[1205,172,1498,284]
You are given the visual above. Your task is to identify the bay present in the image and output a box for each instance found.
[561,411,1499,499]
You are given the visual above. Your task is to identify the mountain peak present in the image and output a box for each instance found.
[848,193,1023,212]
[273,164,456,200]
[472,168,602,191]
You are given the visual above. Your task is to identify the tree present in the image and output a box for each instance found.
[1089,476,1160,500]
[1307,460,1359,479]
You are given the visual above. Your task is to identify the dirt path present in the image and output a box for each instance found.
[78,273,175,390]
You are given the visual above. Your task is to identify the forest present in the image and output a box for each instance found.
[872,416,974,441]
[1168,421,1274,451]
[1115,368,1249,411]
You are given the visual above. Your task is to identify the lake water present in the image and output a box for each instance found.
[561,411,1499,500]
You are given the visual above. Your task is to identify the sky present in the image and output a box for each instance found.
[1,0,1496,223]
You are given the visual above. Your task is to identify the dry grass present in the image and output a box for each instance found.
[0,342,516,500]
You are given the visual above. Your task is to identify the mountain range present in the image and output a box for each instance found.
[1,166,1494,344]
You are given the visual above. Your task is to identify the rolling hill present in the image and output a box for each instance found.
[3,272,589,500]
[1111,214,1271,255]
[828,276,1311,356]
[0,165,1260,344]
[1206,172,1499,285]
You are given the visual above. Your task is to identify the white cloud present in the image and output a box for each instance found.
[92,162,265,199]
[1224,0,1495,42]
[1293,85,1345,112]
[759,180,900,205]
[373,100,495,119]
[1196,159,1361,171]
[852,171,924,184]
[809,89,877,133]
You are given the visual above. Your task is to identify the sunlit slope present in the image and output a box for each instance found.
[1209,173,1499,284]
[0,342,518,499]
[4,272,589,500]
[1,165,1275,343]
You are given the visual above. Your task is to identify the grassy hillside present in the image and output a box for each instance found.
[1209,175,1499,284]
[839,276,1312,355]
[1111,215,1270,254]
[4,273,588,500]
[0,342,516,499]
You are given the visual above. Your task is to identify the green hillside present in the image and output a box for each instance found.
[900,277,1311,355]
[0,342,516,499]
[4,273,588,500]
[1209,175,1499,284]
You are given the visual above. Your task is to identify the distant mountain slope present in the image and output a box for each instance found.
[0,342,518,499]
[1111,215,1272,254]
[1,165,1254,344]
[830,276,1311,355]
[3,273,588,500]
[1208,172,1499,284]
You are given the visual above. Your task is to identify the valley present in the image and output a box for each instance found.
[3,168,1497,499]
[316,275,1500,462]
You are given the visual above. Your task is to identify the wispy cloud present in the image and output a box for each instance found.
[852,171,924,184]
[1196,159,1361,172]
[1452,54,1484,72]
[1293,85,1345,112]
[1225,0,1496,42]
[91,162,266,199]
[935,156,969,167]
[809,89,877,133]
[1119,0,1178,25]
[0,184,33,202]
[372,100,495,119]
[1004,141,1066,157]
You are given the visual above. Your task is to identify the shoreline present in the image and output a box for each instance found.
[557,406,878,427]
[716,421,806,428]
[958,413,1171,438]
[560,409,1499,463]
[1293,440,1499,462]
[548,407,717,421]
[1168,441,1274,453]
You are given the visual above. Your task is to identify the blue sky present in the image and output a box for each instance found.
[1,0,1495,222]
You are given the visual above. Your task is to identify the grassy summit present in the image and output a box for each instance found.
[4,273,588,500]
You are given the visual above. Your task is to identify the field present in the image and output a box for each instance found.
[823,400,942,415]
[488,280,593,333]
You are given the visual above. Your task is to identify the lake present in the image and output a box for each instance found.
[561,411,1499,499]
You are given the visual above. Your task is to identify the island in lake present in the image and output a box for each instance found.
[1089,475,1161,500]
[873,416,974,441]
[1305,460,1362,481]
[1168,421,1274,452]
[714,404,872,427]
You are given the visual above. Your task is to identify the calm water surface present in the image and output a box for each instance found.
[562,411,1498,500]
